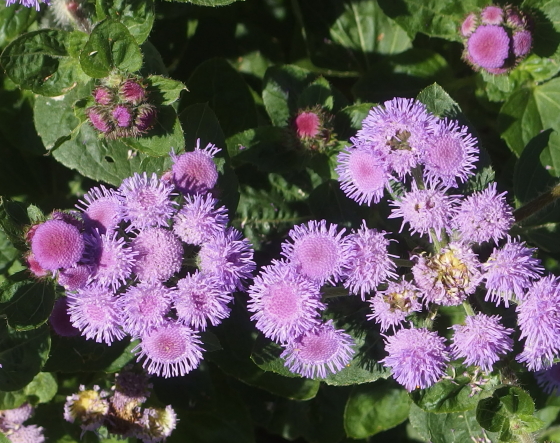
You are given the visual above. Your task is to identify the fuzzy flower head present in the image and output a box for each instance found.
[421,118,478,188]
[171,140,220,195]
[5,0,48,8]
[382,327,450,391]
[92,86,114,105]
[367,279,423,332]
[467,25,510,69]
[461,13,478,37]
[131,228,183,282]
[535,363,560,396]
[281,220,348,285]
[248,260,324,344]
[341,222,397,299]
[295,111,321,138]
[483,238,543,307]
[137,406,177,443]
[0,403,33,430]
[134,322,204,378]
[453,183,514,245]
[77,185,123,234]
[64,385,109,432]
[5,424,45,443]
[336,145,391,206]
[87,106,112,133]
[281,320,354,379]
[112,366,152,412]
[389,185,458,242]
[481,6,504,25]
[450,313,513,372]
[31,219,84,271]
[119,172,176,231]
[292,107,335,153]
[412,242,482,306]
[57,264,92,292]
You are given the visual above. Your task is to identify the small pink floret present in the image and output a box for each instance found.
[481,6,504,25]
[513,30,532,57]
[295,112,321,138]
[88,108,111,133]
[112,105,133,128]
[461,13,477,37]
[467,25,510,69]
[31,220,84,271]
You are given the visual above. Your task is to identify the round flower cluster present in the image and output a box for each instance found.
[28,140,255,378]
[0,403,45,443]
[86,75,157,139]
[64,367,176,442]
[461,5,533,74]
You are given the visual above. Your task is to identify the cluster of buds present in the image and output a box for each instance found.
[87,76,157,139]
[290,106,336,154]
[461,5,533,74]
[64,367,176,442]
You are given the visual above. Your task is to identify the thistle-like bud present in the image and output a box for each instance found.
[120,79,147,105]
[290,106,335,154]
[87,106,113,133]
[112,104,133,128]
[92,86,114,105]
[135,104,157,133]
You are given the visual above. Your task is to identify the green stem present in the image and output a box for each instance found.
[411,166,425,190]
[321,286,350,299]
[394,258,414,268]
[462,301,475,317]
[514,182,560,223]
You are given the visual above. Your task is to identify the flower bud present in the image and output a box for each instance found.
[112,104,133,128]
[135,104,157,133]
[87,106,112,133]
[92,86,113,105]
[120,79,147,105]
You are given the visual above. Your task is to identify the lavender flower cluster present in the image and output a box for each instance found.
[64,367,176,442]
[27,140,255,379]
[0,403,45,443]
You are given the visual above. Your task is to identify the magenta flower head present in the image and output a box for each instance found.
[134,103,157,133]
[119,172,176,231]
[452,183,514,245]
[134,321,204,378]
[281,320,354,379]
[341,222,397,299]
[198,227,255,292]
[295,111,321,138]
[535,363,560,395]
[382,327,449,391]
[174,271,233,331]
[31,219,84,271]
[461,13,478,37]
[57,264,93,291]
[367,279,423,332]
[92,86,114,105]
[25,253,48,278]
[248,259,324,344]
[111,105,133,128]
[450,313,513,372]
[49,297,80,337]
[77,185,124,234]
[412,242,482,306]
[468,25,510,69]
[119,79,147,105]
[171,140,221,195]
[513,30,532,57]
[87,106,112,133]
[131,228,183,282]
[281,220,349,285]
[481,6,504,25]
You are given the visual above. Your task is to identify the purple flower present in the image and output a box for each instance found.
[135,103,157,133]
[131,228,183,282]
[87,106,112,133]
[171,140,220,195]
[295,111,321,138]
[112,367,152,411]
[461,13,478,37]
[49,297,80,337]
[92,86,114,105]
[119,172,176,231]
[173,194,228,246]
[76,185,123,234]
[198,227,255,291]
[31,219,84,271]
[480,6,504,25]
[5,425,46,442]
[68,287,125,345]
[174,271,233,331]
[112,105,133,128]
[421,118,478,188]
[247,260,324,344]
[336,145,391,206]
[516,275,560,371]
[6,0,47,11]
[57,264,93,292]
[281,220,348,285]
[452,183,514,244]
[118,282,173,337]
[281,320,354,379]
[483,238,543,307]
[412,242,482,306]
[450,313,513,372]
[342,222,397,299]
[367,279,422,332]
[467,25,510,69]
[513,30,532,57]
[134,321,204,378]
[382,327,449,391]
[0,403,33,429]
[535,363,560,395]
[389,184,458,242]
[120,79,147,105]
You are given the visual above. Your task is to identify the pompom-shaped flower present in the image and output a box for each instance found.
[367,279,422,332]
[452,183,514,244]
[6,424,46,443]
[281,220,348,285]
[342,222,397,299]
[77,185,123,234]
[87,106,112,133]
[134,322,204,378]
[513,30,532,57]
[31,219,84,271]
[64,385,109,432]
[171,140,220,195]
[173,193,228,246]
[483,238,543,307]
[198,227,255,291]
[174,271,233,331]
[118,282,173,336]
[131,228,183,282]
[92,86,114,106]
[0,403,33,429]
[295,111,321,138]
[382,327,449,391]
[281,320,354,379]
[119,172,176,231]
[535,363,560,396]
[450,313,513,372]
[68,287,125,345]
[467,25,510,69]
[421,118,478,188]
[248,260,324,344]
[412,242,482,306]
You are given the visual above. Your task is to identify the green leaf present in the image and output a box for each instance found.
[298,77,334,111]
[172,0,243,5]
[0,371,57,409]
[334,103,374,140]
[0,230,18,275]
[498,78,560,157]
[95,0,155,44]
[0,324,50,391]
[0,433,9,443]
[0,3,37,48]
[0,29,84,96]
[344,380,410,438]
[0,199,43,252]
[417,83,461,119]
[182,58,257,137]
[80,19,143,78]
[523,0,560,63]
[146,75,187,106]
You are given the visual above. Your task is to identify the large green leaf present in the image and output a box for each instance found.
[0,371,57,410]
[0,2,37,48]
[95,0,155,44]
[146,75,188,106]
[0,199,44,253]
[523,0,560,63]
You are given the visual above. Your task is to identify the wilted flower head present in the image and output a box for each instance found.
[112,366,152,411]
[64,385,109,432]
[131,228,183,282]
[135,103,157,133]
[382,327,449,391]
[171,140,220,195]
[136,406,177,443]
[31,219,84,271]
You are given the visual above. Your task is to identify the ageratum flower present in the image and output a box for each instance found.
[57,264,92,292]
[382,327,449,391]
[76,185,124,234]
[535,363,560,396]
[281,320,354,379]
[171,140,220,195]
[248,260,324,344]
[64,385,109,433]
[468,25,510,69]
[131,228,183,282]
[136,406,177,443]
[450,313,513,372]
[6,0,48,11]
[49,297,80,337]
[31,219,84,271]
[0,403,33,430]
[5,425,46,443]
